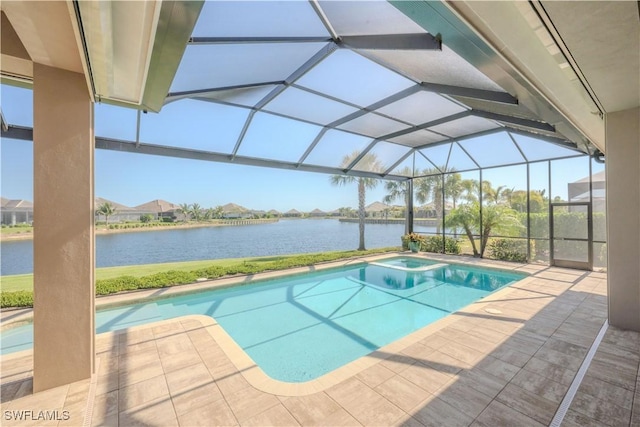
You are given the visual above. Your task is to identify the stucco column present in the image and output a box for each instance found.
[33,64,95,391]
[606,107,640,331]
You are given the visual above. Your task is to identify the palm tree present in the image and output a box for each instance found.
[97,202,116,226]
[202,208,213,221]
[330,151,381,250]
[483,182,507,204]
[414,167,462,233]
[383,167,412,233]
[446,202,522,257]
[212,205,224,219]
[190,203,202,222]
[177,203,191,222]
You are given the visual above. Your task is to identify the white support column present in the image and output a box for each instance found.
[606,107,640,331]
[33,64,95,392]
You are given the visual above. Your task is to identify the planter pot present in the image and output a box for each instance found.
[408,241,420,253]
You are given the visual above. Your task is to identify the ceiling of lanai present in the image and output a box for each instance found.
[2,1,637,180]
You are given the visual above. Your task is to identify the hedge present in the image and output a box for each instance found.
[487,238,528,263]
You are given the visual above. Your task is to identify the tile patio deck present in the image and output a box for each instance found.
[2,254,639,426]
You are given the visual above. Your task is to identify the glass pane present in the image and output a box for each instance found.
[296,49,415,107]
[303,129,372,167]
[171,43,329,93]
[414,175,442,237]
[553,205,588,240]
[95,103,137,140]
[553,240,589,263]
[591,159,606,242]
[419,144,451,172]
[1,138,33,202]
[551,156,589,202]
[352,141,410,172]
[376,92,467,126]
[140,99,249,153]
[319,1,427,36]
[531,239,550,264]
[447,143,478,172]
[362,47,505,92]
[428,115,500,138]
[459,132,525,168]
[482,165,527,238]
[486,237,528,262]
[389,130,447,147]
[198,85,278,107]
[389,151,433,177]
[264,87,359,125]
[338,113,409,138]
[388,156,414,177]
[193,1,328,37]
[529,161,550,238]
[511,133,582,161]
[443,170,481,253]
[593,242,607,269]
[482,165,527,204]
[1,84,33,127]
[237,112,322,162]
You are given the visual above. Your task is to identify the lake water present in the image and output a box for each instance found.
[1,219,435,276]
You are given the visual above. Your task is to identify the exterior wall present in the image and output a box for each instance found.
[606,107,640,331]
[33,64,95,391]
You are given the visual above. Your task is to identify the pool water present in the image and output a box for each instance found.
[1,260,525,382]
[373,256,439,269]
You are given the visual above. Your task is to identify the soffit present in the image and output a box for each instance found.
[0,1,82,74]
[540,1,640,113]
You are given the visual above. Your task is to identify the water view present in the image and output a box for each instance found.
[1,219,435,276]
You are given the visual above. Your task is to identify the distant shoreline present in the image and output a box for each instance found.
[0,218,279,242]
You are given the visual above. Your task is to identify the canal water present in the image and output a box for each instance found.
[1,219,436,276]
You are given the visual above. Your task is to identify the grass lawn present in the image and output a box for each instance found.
[0,226,33,235]
[0,250,395,293]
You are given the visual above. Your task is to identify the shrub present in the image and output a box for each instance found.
[488,238,527,262]
[421,236,461,254]
[1,291,33,308]
[140,214,154,223]
[161,217,175,223]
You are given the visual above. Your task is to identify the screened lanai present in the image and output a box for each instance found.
[2,0,600,175]
[4,0,635,396]
[87,0,597,179]
[2,0,603,270]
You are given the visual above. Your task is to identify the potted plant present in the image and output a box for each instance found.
[403,232,425,253]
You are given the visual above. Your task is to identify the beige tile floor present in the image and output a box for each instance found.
[2,254,640,426]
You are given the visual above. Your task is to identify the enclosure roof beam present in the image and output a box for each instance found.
[420,82,517,105]
[470,109,555,132]
[379,110,472,140]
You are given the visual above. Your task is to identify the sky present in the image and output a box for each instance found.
[1,83,601,212]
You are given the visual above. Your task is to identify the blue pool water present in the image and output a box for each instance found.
[371,256,442,270]
[1,259,525,382]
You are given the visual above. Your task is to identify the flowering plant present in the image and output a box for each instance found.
[404,232,425,243]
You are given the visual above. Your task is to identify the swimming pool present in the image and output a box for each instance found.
[1,257,526,382]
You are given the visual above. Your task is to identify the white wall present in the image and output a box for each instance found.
[606,107,640,330]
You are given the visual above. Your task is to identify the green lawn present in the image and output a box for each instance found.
[0,250,396,293]
[0,226,33,235]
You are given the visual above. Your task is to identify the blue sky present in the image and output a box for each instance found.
[1,84,599,211]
